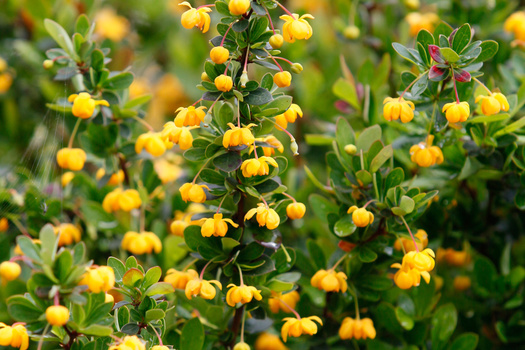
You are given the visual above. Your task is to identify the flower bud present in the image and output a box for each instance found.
[344,144,357,155]
[201,72,211,82]
[229,0,251,16]
[273,71,292,88]
[287,202,306,219]
[269,34,284,49]
[404,0,420,10]
[290,140,299,155]
[210,46,229,64]
[343,25,360,39]
[152,346,170,350]
[291,63,303,74]
[0,261,21,281]
[233,342,250,350]
[203,112,213,125]
[240,70,249,88]
[46,305,70,326]
[0,217,8,232]
[215,74,233,92]
[43,59,54,69]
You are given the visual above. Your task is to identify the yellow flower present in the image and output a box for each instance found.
[121,231,162,255]
[394,229,428,252]
[53,223,81,246]
[475,93,509,116]
[453,276,471,291]
[215,74,233,92]
[129,77,151,99]
[162,122,196,150]
[442,101,470,123]
[281,316,322,342]
[275,104,303,129]
[179,183,210,203]
[270,34,284,49]
[339,317,376,340]
[311,269,347,293]
[280,14,314,43]
[170,203,205,235]
[229,0,251,15]
[0,73,13,94]
[0,217,8,232]
[179,1,212,33]
[273,71,292,88]
[255,332,288,350]
[102,188,142,213]
[154,155,183,184]
[61,172,75,187]
[223,123,256,148]
[383,97,415,123]
[241,156,278,177]
[405,12,439,36]
[233,342,251,350]
[286,202,306,220]
[0,262,21,281]
[165,268,198,289]
[343,25,360,39]
[409,135,443,168]
[151,346,169,350]
[135,132,173,157]
[201,214,239,237]
[269,291,300,314]
[245,203,280,230]
[78,266,115,293]
[185,278,222,300]
[68,93,109,119]
[109,335,145,350]
[403,248,436,272]
[390,261,430,289]
[0,323,29,350]
[436,247,471,266]
[56,148,87,171]
[175,105,207,127]
[504,11,525,41]
[96,168,125,186]
[94,8,130,42]
[253,136,284,156]
[226,284,263,306]
[46,305,69,326]
[347,206,374,227]
[0,58,7,72]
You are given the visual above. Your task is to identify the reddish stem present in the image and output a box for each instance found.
[199,259,214,280]
[265,7,276,34]
[192,98,203,106]
[274,297,301,319]
[282,192,296,203]
[452,76,460,104]
[401,217,419,253]
[272,56,293,65]
[275,1,295,17]
[220,21,236,47]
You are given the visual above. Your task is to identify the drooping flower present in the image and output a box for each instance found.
[229,0,251,15]
[409,135,444,167]
[46,305,69,326]
[270,34,284,49]
[102,188,142,213]
[154,155,183,184]
[179,1,212,33]
[121,231,162,255]
[504,11,525,42]
[383,97,415,123]
[269,291,300,314]
[442,101,470,123]
[223,123,256,148]
[286,202,306,220]
[241,157,278,177]
[61,172,75,186]
[394,229,428,252]
[311,269,348,293]
[185,278,222,300]
[210,46,230,64]
[245,203,280,230]
[0,322,29,350]
[68,93,109,119]
[201,214,239,237]
[252,136,284,157]
[94,7,130,42]
[275,104,303,129]
[436,247,471,266]
[403,248,436,272]
[175,105,207,127]
[280,14,314,43]
[215,74,233,92]
[254,332,287,350]
[179,183,210,203]
[453,276,471,291]
[390,261,430,289]
[164,269,198,289]
[108,335,145,350]
[161,122,196,150]
[170,203,206,236]
[96,168,125,186]
[0,262,21,281]
[56,148,87,171]
[281,316,323,342]
[53,223,81,246]
[405,12,439,36]
[135,132,173,157]
[233,342,251,350]
[347,206,374,227]
[338,317,376,340]
[78,266,115,293]
[273,71,292,88]
[475,92,509,116]
[226,284,263,307]
[0,217,8,232]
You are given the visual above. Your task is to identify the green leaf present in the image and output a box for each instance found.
[180,318,204,350]
[396,307,415,330]
[7,296,43,322]
[308,194,338,220]
[494,117,525,137]
[213,152,242,172]
[385,168,404,191]
[392,42,423,66]
[370,145,393,173]
[103,72,134,90]
[440,47,460,63]
[266,279,294,292]
[356,125,382,151]
[145,309,166,322]
[216,102,234,131]
[399,196,415,214]
[431,304,458,349]
[474,257,496,294]
[450,333,479,350]
[79,325,112,337]
[307,240,326,270]
[44,19,78,60]
[333,78,360,110]
[263,95,292,116]
[467,113,510,124]
[145,282,175,296]
[333,215,357,237]
[75,15,91,37]
[40,224,59,265]
[244,88,273,105]
[358,246,377,262]
[16,236,42,263]
[305,165,331,193]
[122,268,144,287]
[142,267,162,290]
[200,169,225,185]
[473,40,498,63]
[452,24,472,53]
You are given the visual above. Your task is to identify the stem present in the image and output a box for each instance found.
[272,56,294,66]
[240,307,246,343]
[237,98,241,127]
[224,57,233,75]
[362,199,376,209]
[263,48,284,71]
[216,195,227,214]
[359,150,365,170]
[277,298,301,319]
[220,21,236,47]
[11,217,30,238]
[192,158,212,184]
[236,263,244,285]
[472,77,492,95]
[260,196,269,208]
[347,284,360,320]
[401,216,419,253]
[427,102,437,135]
[37,324,51,350]
[243,47,250,71]
[265,117,295,141]
[331,254,348,270]
[68,118,82,148]
[280,244,292,262]
[265,6,276,34]
[452,75,460,104]
[399,72,427,100]
[149,324,163,346]
[372,173,380,200]
[200,259,215,280]
[197,4,215,9]
[54,292,60,306]
[132,115,154,132]
[274,1,295,17]
[282,192,296,203]
[393,231,407,255]
[183,258,199,271]
[192,98,203,106]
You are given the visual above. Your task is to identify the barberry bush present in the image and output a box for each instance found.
[0,0,525,349]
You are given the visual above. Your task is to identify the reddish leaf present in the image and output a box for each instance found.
[429,65,449,81]
[428,45,445,63]
[453,68,471,82]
